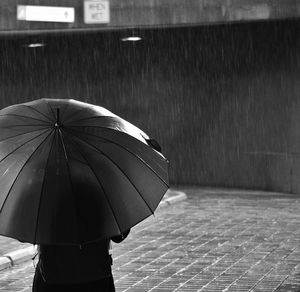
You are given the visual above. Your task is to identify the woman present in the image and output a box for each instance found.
[32,229,130,292]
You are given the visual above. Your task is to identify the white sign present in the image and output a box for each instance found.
[84,0,110,24]
[17,5,75,23]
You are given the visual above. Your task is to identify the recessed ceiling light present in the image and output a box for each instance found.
[121,36,142,42]
[24,43,46,48]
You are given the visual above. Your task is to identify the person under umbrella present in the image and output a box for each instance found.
[0,99,169,291]
[33,229,130,292]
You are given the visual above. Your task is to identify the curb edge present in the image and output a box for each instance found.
[0,189,187,272]
[157,190,187,209]
[0,246,37,271]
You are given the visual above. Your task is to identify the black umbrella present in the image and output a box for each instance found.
[0,98,169,245]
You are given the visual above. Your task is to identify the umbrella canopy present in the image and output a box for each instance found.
[0,99,169,245]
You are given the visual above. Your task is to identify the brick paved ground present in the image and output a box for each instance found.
[0,237,30,257]
[0,188,300,292]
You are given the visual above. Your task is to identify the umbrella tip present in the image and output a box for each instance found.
[56,108,60,124]
[54,108,62,129]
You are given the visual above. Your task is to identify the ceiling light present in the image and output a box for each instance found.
[121,36,142,42]
[24,43,46,48]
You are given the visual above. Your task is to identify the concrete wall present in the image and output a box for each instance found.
[1,0,300,33]
[0,19,300,193]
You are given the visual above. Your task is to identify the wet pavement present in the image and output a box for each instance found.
[0,237,30,257]
[0,187,300,291]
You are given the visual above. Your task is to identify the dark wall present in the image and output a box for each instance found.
[0,19,300,193]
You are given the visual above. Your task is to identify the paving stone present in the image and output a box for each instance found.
[0,188,300,291]
[275,283,300,291]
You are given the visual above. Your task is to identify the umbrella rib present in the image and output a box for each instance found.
[0,124,50,128]
[64,115,114,124]
[62,106,92,123]
[66,127,169,187]
[22,104,54,122]
[65,131,155,216]
[0,114,51,124]
[57,129,84,244]
[0,128,52,164]
[0,128,51,143]
[0,129,54,214]
[61,131,123,235]
[33,130,56,244]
